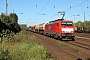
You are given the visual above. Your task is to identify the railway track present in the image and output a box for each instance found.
[30,32,83,60]
[27,31,90,60]
[65,41,90,50]
[75,36,90,42]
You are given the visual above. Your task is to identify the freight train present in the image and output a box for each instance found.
[30,19,75,41]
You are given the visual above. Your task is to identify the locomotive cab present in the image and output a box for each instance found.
[60,21,75,40]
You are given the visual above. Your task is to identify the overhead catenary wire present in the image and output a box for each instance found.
[0,0,6,12]
[45,0,89,21]
[0,0,8,15]
[69,0,89,20]
[44,0,70,21]
[38,0,50,13]
[65,0,88,11]
[32,0,50,20]
[31,0,43,18]
[0,7,5,12]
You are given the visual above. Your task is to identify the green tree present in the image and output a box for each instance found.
[9,13,20,33]
[75,21,84,27]
[9,13,18,24]
[0,13,21,33]
[85,21,90,30]
[0,13,10,24]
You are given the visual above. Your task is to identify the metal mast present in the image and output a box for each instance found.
[6,0,8,15]
[84,12,86,27]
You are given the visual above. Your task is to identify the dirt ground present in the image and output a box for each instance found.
[28,31,90,60]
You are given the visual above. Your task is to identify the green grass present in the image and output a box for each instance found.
[57,44,69,48]
[9,43,47,60]
[0,30,54,60]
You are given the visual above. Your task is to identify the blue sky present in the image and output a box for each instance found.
[0,0,90,26]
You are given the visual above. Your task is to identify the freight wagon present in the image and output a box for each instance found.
[33,23,48,34]
[75,26,90,33]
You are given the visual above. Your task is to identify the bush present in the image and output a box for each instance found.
[0,30,54,60]
[8,43,46,60]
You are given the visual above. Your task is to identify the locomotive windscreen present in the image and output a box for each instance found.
[61,22,73,26]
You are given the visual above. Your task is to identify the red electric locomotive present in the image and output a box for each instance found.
[44,19,75,41]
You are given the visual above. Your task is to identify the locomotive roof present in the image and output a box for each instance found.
[48,19,73,24]
[49,19,64,22]
[49,19,72,22]
[55,19,64,21]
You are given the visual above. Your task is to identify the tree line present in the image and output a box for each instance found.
[75,20,90,30]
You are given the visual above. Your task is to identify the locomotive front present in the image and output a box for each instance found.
[60,20,75,40]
